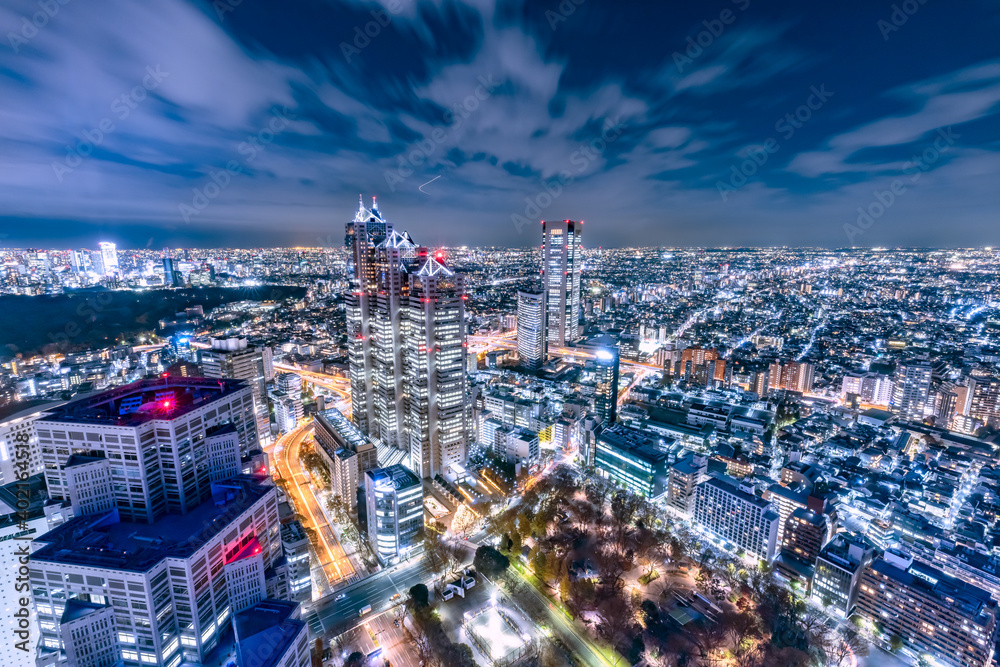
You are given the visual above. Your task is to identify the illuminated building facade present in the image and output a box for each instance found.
[365,464,423,565]
[541,220,582,346]
[856,553,996,667]
[346,197,469,478]
[517,289,546,370]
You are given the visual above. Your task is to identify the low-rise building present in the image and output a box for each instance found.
[594,425,669,498]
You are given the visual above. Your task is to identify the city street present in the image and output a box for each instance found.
[270,422,356,587]
[307,552,463,636]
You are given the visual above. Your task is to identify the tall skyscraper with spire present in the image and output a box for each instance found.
[346,196,469,478]
[542,220,583,347]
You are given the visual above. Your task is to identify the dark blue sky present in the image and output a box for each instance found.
[1,0,998,248]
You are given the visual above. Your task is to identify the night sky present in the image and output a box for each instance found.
[1,0,998,248]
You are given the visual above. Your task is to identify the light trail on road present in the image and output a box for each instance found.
[270,423,355,586]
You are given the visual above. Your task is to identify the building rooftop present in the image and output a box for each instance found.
[0,398,63,423]
[702,475,773,510]
[64,453,105,468]
[314,407,368,457]
[31,474,273,571]
[599,424,668,463]
[234,599,304,667]
[0,473,50,526]
[870,556,994,617]
[37,377,250,427]
[367,464,421,491]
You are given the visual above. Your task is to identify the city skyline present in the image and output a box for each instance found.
[1,0,998,248]
[3,2,1000,666]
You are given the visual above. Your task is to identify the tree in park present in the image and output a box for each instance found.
[547,550,562,581]
[451,503,479,535]
[409,583,429,608]
[473,545,510,578]
[509,530,523,556]
[533,549,549,581]
[559,571,572,601]
[517,511,532,538]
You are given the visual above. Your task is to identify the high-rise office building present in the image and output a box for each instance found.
[70,249,92,273]
[517,290,546,370]
[403,256,469,478]
[594,425,668,498]
[345,196,469,479]
[162,248,177,286]
[31,475,281,667]
[365,464,423,565]
[541,219,583,347]
[0,400,57,486]
[892,360,933,421]
[35,377,259,522]
[98,241,118,276]
[810,533,874,616]
[29,379,288,666]
[200,338,271,447]
[593,336,620,426]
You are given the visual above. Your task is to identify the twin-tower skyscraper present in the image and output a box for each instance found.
[345,197,469,479]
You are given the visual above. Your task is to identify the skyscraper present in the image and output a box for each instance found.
[345,196,469,478]
[541,219,583,347]
[516,289,546,370]
[162,247,177,286]
[200,338,271,447]
[593,336,620,426]
[98,241,118,277]
[70,249,91,273]
[892,360,933,421]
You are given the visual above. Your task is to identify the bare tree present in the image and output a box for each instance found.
[825,626,868,667]
[596,591,636,657]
